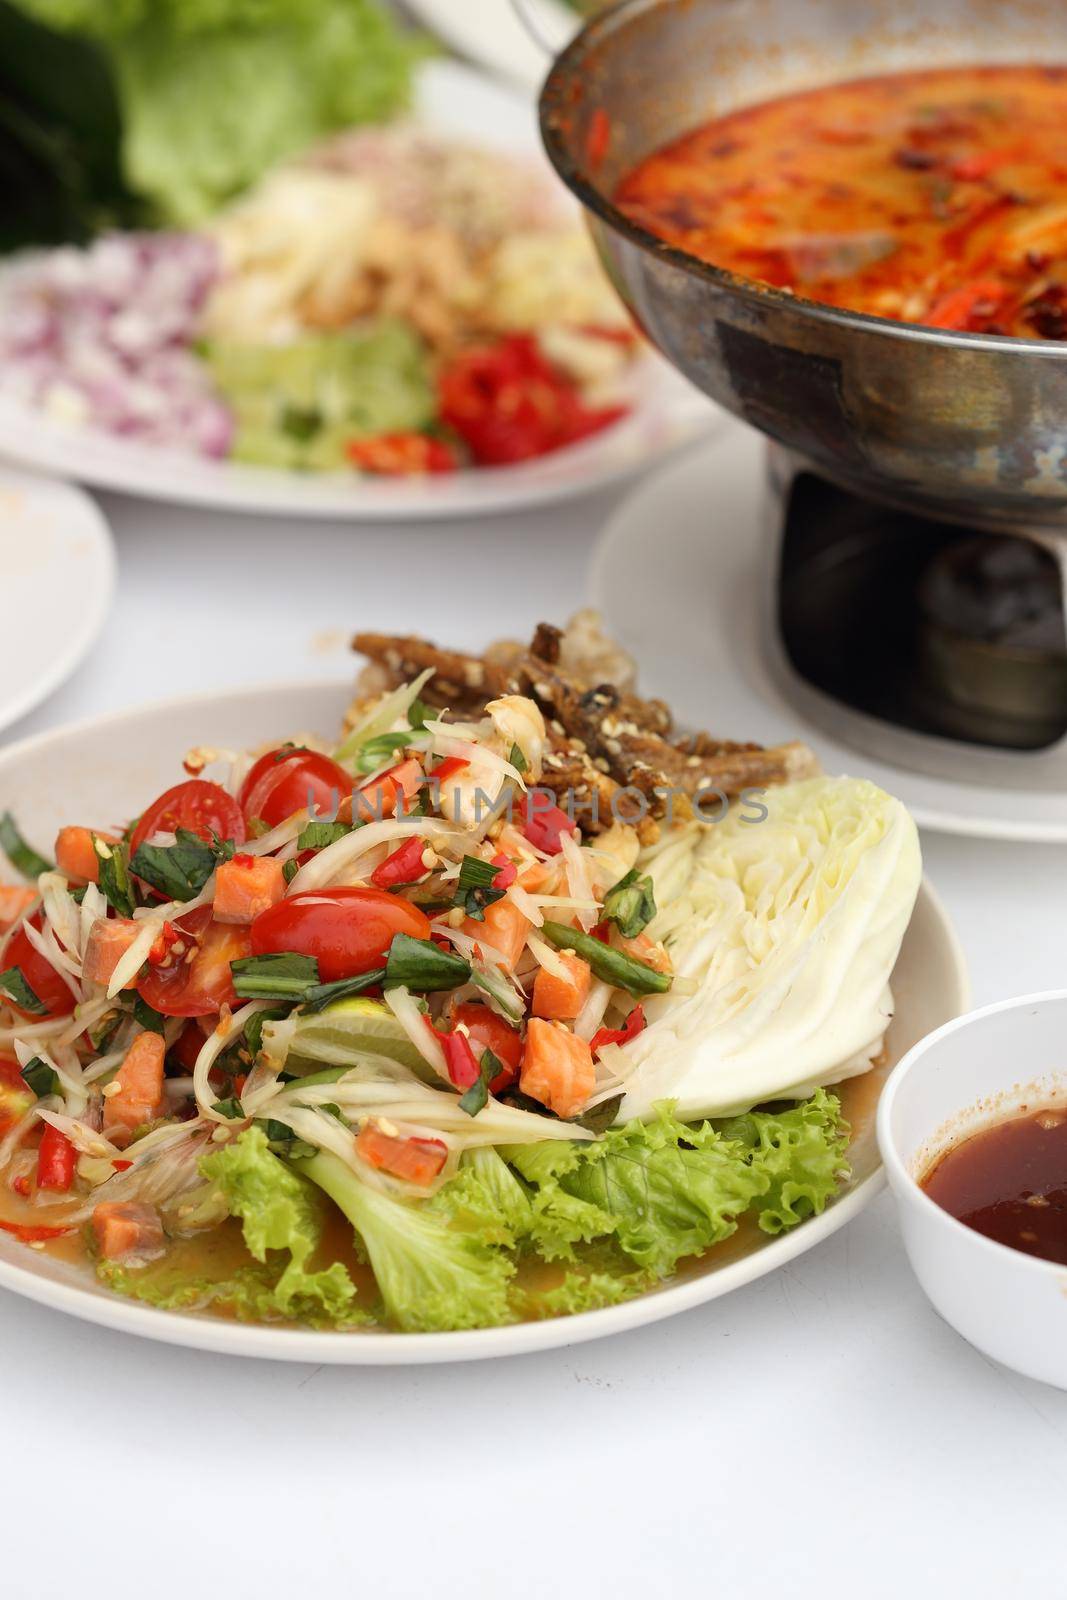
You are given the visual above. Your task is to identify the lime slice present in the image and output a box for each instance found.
[273,997,426,1075]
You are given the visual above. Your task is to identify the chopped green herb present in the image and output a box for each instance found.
[95,834,136,917]
[211,1097,246,1121]
[384,934,471,993]
[296,820,352,851]
[540,921,672,997]
[0,966,47,1015]
[459,1047,504,1118]
[302,969,387,1014]
[355,732,412,774]
[280,403,322,442]
[231,952,321,1001]
[245,1005,290,1062]
[259,1117,295,1146]
[452,854,506,922]
[574,1092,625,1134]
[282,859,300,885]
[131,828,235,901]
[602,868,657,940]
[132,996,166,1036]
[0,812,51,880]
[20,1056,58,1098]
[408,697,431,731]
[508,742,529,775]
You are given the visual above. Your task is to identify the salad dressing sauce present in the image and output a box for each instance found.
[922,1104,1067,1264]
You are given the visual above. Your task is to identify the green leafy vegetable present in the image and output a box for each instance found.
[230,951,320,1001]
[297,1148,515,1332]
[296,820,352,851]
[0,966,47,1015]
[0,811,51,879]
[301,969,387,1014]
[94,834,135,916]
[508,742,528,775]
[719,1090,850,1234]
[384,933,470,993]
[429,1147,533,1248]
[540,921,672,998]
[282,859,300,885]
[529,1268,653,1319]
[602,868,657,940]
[20,1055,58,1098]
[200,1126,358,1322]
[130,827,234,901]
[211,1097,245,1121]
[458,1047,503,1119]
[354,732,412,774]
[132,996,166,1036]
[244,1004,290,1063]
[452,855,505,923]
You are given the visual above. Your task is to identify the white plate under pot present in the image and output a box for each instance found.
[0,679,968,1362]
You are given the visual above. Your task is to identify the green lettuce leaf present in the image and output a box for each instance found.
[429,1147,534,1249]
[97,1258,371,1328]
[200,1126,358,1322]
[297,1149,515,1333]
[529,1268,654,1320]
[718,1088,850,1235]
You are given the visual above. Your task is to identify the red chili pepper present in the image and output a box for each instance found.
[12,1174,30,1198]
[520,793,578,856]
[440,1027,480,1090]
[111,1159,134,1172]
[589,922,611,945]
[371,836,429,891]
[347,433,458,476]
[437,335,628,467]
[148,922,181,968]
[0,1217,74,1242]
[490,854,518,890]
[591,1005,647,1055]
[428,757,469,785]
[36,1125,77,1193]
[232,852,256,869]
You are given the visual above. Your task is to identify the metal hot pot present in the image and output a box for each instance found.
[538,0,1067,537]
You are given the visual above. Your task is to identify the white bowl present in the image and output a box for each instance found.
[878,991,1067,1390]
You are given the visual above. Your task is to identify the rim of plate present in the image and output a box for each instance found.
[0,681,969,1363]
[0,58,713,522]
[0,471,116,734]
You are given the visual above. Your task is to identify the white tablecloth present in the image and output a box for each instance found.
[4,473,1067,1600]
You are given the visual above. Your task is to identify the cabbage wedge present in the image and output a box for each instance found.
[614,777,922,1122]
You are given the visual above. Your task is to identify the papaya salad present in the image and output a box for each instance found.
[0,619,923,1333]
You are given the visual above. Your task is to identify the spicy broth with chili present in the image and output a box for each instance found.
[615,65,1067,337]
[922,1104,1067,1263]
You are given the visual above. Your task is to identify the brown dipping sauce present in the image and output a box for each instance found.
[922,1106,1067,1264]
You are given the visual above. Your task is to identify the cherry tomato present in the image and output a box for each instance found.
[450,1002,523,1093]
[170,1022,208,1073]
[137,907,251,1018]
[36,1125,76,1192]
[3,918,75,1016]
[239,748,351,831]
[250,887,430,983]
[130,780,245,868]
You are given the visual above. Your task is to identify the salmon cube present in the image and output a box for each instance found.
[55,827,117,885]
[353,757,423,823]
[355,1120,447,1188]
[532,952,591,1022]
[520,1018,595,1121]
[213,854,286,924]
[0,886,36,934]
[618,932,672,975]
[104,1032,165,1141]
[92,1201,165,1263]
[461,897,531,971]
[83,917,142,988]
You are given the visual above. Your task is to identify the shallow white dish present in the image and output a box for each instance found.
[878,991,1067,1391]
[0,60,711,522]
[0,679,968,1361]
[0,468,115,735]
[591,425,1067,843]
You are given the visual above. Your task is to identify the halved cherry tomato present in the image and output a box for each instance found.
[239,748,351,831]
[36,1125,76,1192]
[250,887,430,983]
[2,918,75,1017]
[129,780,245,898]
[136,907,251,1018]
[170,1022,208,1073]
[449,1001,523,1094]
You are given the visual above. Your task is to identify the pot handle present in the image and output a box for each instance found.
[509,0,574,56]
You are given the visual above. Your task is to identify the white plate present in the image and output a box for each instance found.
[0,469,114,735]
[591,426,1067,844]
[0,679,968,1362]
[0,60,712,521]
[405,0,578,91]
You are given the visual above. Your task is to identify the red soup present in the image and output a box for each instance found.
[615,65,1067,338]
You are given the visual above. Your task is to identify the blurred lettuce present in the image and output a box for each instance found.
[12,0,426,223]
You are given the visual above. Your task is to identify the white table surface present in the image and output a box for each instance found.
[4,470,1067,1600]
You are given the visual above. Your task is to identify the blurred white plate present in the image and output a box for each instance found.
[0,469,114,735]
[0,60,713,521]
[0,680,967,1362]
